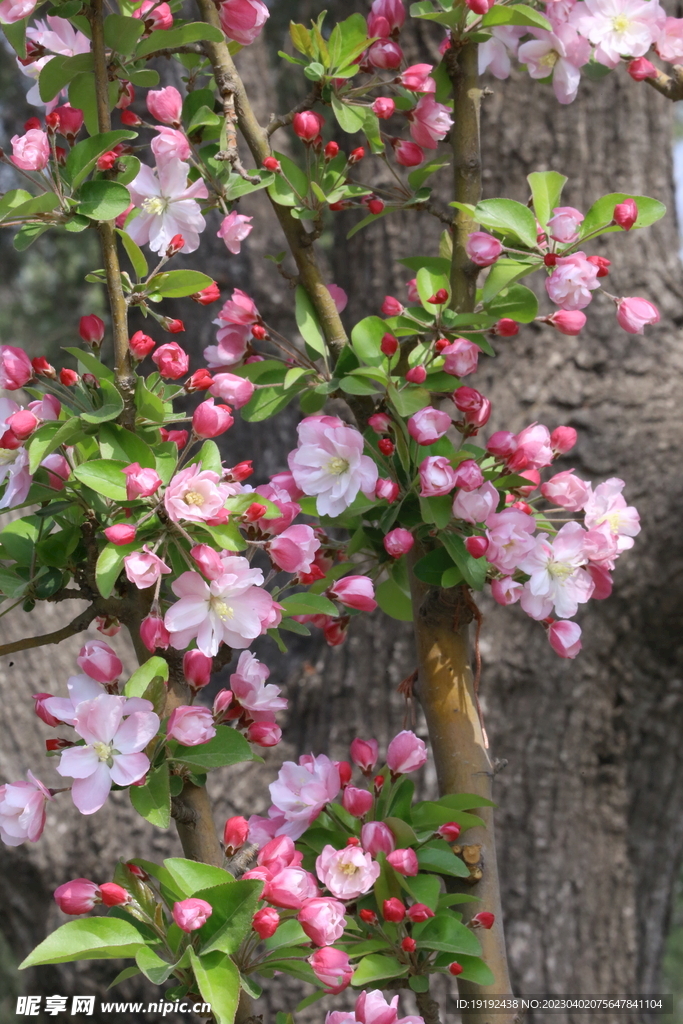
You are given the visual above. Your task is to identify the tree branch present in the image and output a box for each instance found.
[645,64,683,101]
[266,84,322,137]
[0,607,97,657]
[416,986,442,1024]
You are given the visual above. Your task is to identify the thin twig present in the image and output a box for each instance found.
[266,84,322,137]
[645,64,683,101]
[0,607,97,657]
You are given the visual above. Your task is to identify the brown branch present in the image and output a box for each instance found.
[139,44,205,60]
[266,84,322,137]
[194,0,348,354]
[645,64,683,101]
[416,987,442,1024]
[0,607,97,657]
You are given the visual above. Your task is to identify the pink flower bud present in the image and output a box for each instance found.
[0,345,33,390]
[7,410,38,440]
[627,57,657,80]
[104,524,137,546]
[10,129,49,171]
[33,693,60,727]
[547,310,587,336]
[383,528,414,558]
[406,365,427,384]
[490,577,523,606]
[99,882,129,907]
[550,425,577,454]
[172,897,212,932]
[342,786,374,817]
[152,341,189,379]
[408,406,452,445]
[472,911,495,929]
[350,738,379,772]
[140,612,170,652]
[183,649,212,689]
[386,847,419,876]
[79,314,105,346]
[361,820,395,856]
[392,139,425,167]
[329,575,377,612]
[219,0,269,45]
[494,318,520,337]
[292,110,324,141]
[387,729,427,774]
[223,815,249,854]
[465,231,502,267]
[189,543,225,581]
[466,0,494,11]
[367,38,403,68]
[298,897,347,947]
[372,97,396,119]
[442,337,479,377]
[548,619,582,658]
[613,197,638,230]
[122,462,162,500]
[54,104,83,140]
[59,368,79,386]
[381,295,404,316]
[437,821,462,842]
[77,640,122,684]
[487,431,518,459]
[380,333,399,357]
[547,206,584,244]
[210,372,254,409]
[213,688,233,715]
[616,296,660,334]
[402,936,416,952]
[54,878,100,915]
[453,459,484,492]
[407,903,435,923]
[308,947,354,993]
[246,721,282,747]
[192,398,234,438]
[253,906,280,939]
[382,897,406,922]
[96,615,121,637]
[168,706,216,746]
[400,63,436,92]
[129,330,155,359]
[146,86,183,125]
[465,535,489,559]
[376,477,399,503]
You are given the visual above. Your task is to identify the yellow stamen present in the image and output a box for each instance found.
[184,490,205,506]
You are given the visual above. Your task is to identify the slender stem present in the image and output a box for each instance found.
[89,0,135,427]
[645,63,683,101]
[0,607,97,657]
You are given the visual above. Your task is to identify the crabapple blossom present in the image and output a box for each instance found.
[10,128,50,170]
[510,423,555,470]
[353,989,425,1024]
[361,821,396,856]
[54,878,100,915]
[387,730,428,774]
[309,947,354,993]
[548,619,583,658]
[442,337,480,376]
[407,407,452,445]
[485,509,537,573]
[204,324,251,368]
[247,721,282,746]
[367,39,403,68]
[369,0,406,31]
[164,465,233,523]
[219,0,269,44]
[123,546,171,589]
[410,96,454,148]
[518,522,595,620]
[184,650,212,689]
[465,535,490,559]
[547,309,587,335]
[268,754,341,839]
[0,0,37,23]
[518,24,590,104]
[215,288,260,326]
[0,772,52,846]
[316,844,381,899]
[230,650,287,718]
[545,251,601,309]
[478,26,525,78]
[56,694,159,814]
[571,0,665,68]
[583,478,640,551]
[383,528,414,557]
[0,448,32,510]
[453,481,499,524]
[41,674,103,726]
[373,97,396,118]
[350,738,379,772]
[466,232,503,267]
[192,398,234,438]
[151,341,189,379]
[386,848,419,875]
[164,562,279,656]
[329,576,377,612]
[541,470,591,511]
[298,897,347,946]
[268,524,320,574]
[172,898,212,932]
[146,86,182,125]
[253,907,279,939]
[419,456,457,497]
[548,206,584,243]
[392,139,425,167]
[77,640,122,684]
[616,296,660,333]
[217,211,254,254]
[656,17,683,61]
[151,127,190,164]
[133,0,173,29]
[288,416,378,516]
[342,786,374,817]
[167,706,216,746]
[127,159,208,254]
[262,867,319,908]
[0,346,33,390]
[400,64,436,92]
[453,460,484,492]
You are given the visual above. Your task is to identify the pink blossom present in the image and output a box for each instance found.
[548,619,582,658]
[172,898,212,932]
[0,772,52,846]
[571,0,665,68]
[258,834,302,873]
[56,694,159,814]
[204,324,252,368]
[309,947,354,993]
[386,848,419,876]
[588,563,613,598]
[387,730,428,774]
[192,398,234,438]
[316,844,381,899]
[342,786,374,817]
[0,0,37,24]
[485,509,537,573]
[407,407,452,445]
[328,284,348,313]
[288,415,378,517]
[541,469,591,511]
[230,650,287,718]
[400,64,436,93]
[0,448,32,510]
[376,478,399,502]
[547,206,584,243]
[545,250,600,309]
[219,0,269,45]
[410,96,453,149]
[263,867,319,909]
[392,139,425,167]
[269,754,340,839]
[41,452,70,490]
[329,576,377,612]
[583,521,620,569]
[164,561,277,656]
[146,86,182,125]
[518,24,591,104]
[122,462,162,499]
[253,906,279,938]
[256,481,301,535]
[140,611,170,652]
[465,232,503,268]
[615,296,660,334]
[214,288,259,326]
[0,346,32,390]
[354,989,423,1024]
[360,822,395,858]
[373,97,396,118]
[419,456,456,497]
[54,878,100,915]
[42,674,103,726]
[547,310,587,335]
[164,465,232,523]
[490,577,523,605]
[453,459,484,492]
[124,546,172,589]
[152,341,188,379]
[133,0,173,30]
[350,738,379,771]
[167,706,216,746]
[77,640,122,684]
[583,477,640,551]
[127,158,208,254]
[367,39,403,68]
[184,649,212,688]
[383,528,414,557]
[151,127,190,165]
[247,721,282,746]
[217,211,254,254]
[298,897,347,946]
[453,481,499,524]
[510,423,555,470]
[442,337,480,376]
[11,128,49,170]
[656,16,683,61]
[269,524,320,573]
[518,522,594,620]
[478,26,525,78]
[369,0,406,32]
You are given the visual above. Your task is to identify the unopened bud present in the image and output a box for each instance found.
[380,333,398,357]
[428,288,448,304]
[405,365,426,384]
[166,234,185,256]
[378,438,395,456]
[245,502,267,522]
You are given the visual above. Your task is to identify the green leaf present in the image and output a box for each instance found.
[268,152,309,207]
[0,517,40,565]
[474,198,538,248]
[170,724,256,771]
[481,258,536,302]
[95,541,135,598]
[350,954,408,987]
[0,568,28,599]
[280,593,338,617]
[62,347,115,381]
[484,282,538,323]
[187,104,222,133]
[481,3,551,28]
[80,378,125,423]
[439,532,489,590]
[375,577,413,621]
[399,872,441,910]
[26,419,78,475]
[39,53,94,102]
[340,375,381,396]
[117,229,148,280]
[78,180,131,221]
[67,132,140,189]
[136,22,223,57]
[135,375,167,422]
[350,316,389,366]
[135,946,176,985]
[412,911,482,956]
[36,526,80,569]
[527,170,568,228]
[198,521,246,552]
[417,839,470,878]
[127,69,160,87]
[164,858,235,897]
[199,880,264,955]
[440,952,495,985]
[98,423,155,467]
[241,386,298,423]
[130,763,171,829]
[12,224,48,251]
[295,285,327,360]
[125,656,169,698]
[0,189,31,222]
[580,193,666,237]
[104,13,144,53]
[149,269,214,298]
[331,93,366,133]
[188,949,240,1024]
[416,266,450,311]
[412,802,485,832]
[388,385,431,418]
[2,19,27,58]
[407,159,450,191]
[73,459,128,500]
[20,918,149,968]
[420,495,453,531]
[399,256,452,276]
[69,73,119,137]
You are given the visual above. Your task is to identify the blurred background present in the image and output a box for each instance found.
[2,2,683,1021]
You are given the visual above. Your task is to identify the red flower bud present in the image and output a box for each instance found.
[373,774,385,792]
[166,319,185,334]
[613,198,638,230]
[79,314,105,346]
[292,110,324,142]
[120,109,141,126]
[324,141,340,159]
[337,760,353,786]
[544,253,558,267]
[405,365,426,384]
[449,961,464,975]
[251,324,267,340]
[263,157,281,172]
[191,282,221,305]
[494,318,520,337]
[97,151,118,171]
[401,937,416,952]
[185,368,214,393]
[434,338,450,352]
[464,536,488,559]
[223,816,249,855]
[245,502,267,522]
[378,438,395,456]
[359,909,378,925]
[166,234,185,256]
[380,333,398,356]
[437,821,461,842]
[586,255,611,277]
[407,903,435,923]
[627,57,657,81]
[368,198,385,215]
[382,898,406,922]
[227,460,254,482]
[32,356,55,378]
[349,146,365,164]
[59,368,79,386]
[129,330,155,360]
[471,911,495,929]
[99,882,130,907]
[428,288,449,304]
